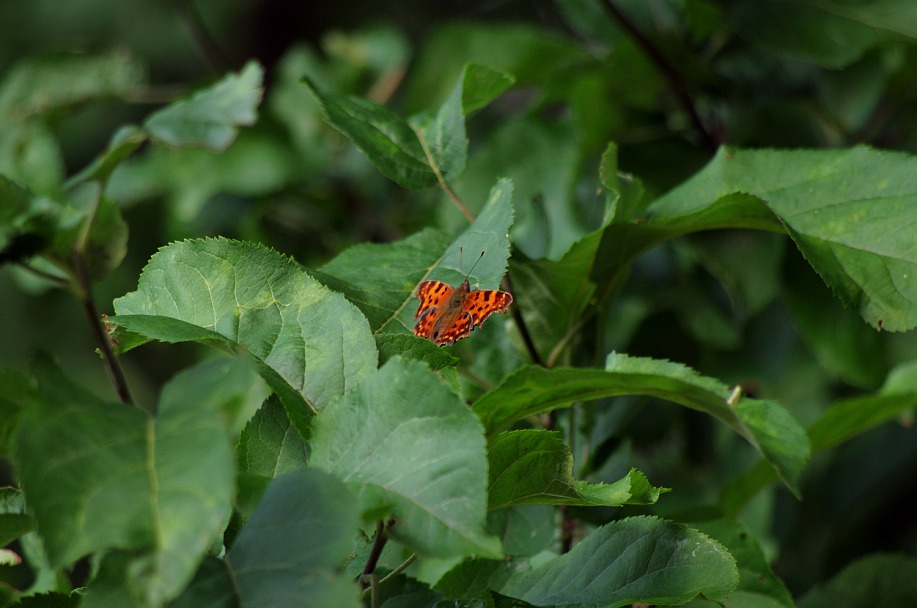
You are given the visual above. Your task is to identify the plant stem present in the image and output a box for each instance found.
[362,553,417,600]
[361,520,389,590]
[171,0,232,73]
[71,189,133,405]
[597,0,718,151]
[502,273,544,366]
[72,248,133,405]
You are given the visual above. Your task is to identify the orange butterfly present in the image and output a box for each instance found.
[413,278,513,346]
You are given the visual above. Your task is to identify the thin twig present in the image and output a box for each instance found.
[368,65,407,106]
[72,250,133,405]
[362,553,417,599]
[171,0,232,73]
[502,273,543,366]
[361,521,389,590]
[597,0,718,151]
[71,190,133,405]
[15,262,69,287]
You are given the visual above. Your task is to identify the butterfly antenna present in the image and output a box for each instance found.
[462,250,485,282]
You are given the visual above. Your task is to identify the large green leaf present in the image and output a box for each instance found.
[227,469,361,607]
[145,61,263,152]
[473,353,809,495]
[169,469,361,608]
[110,238,378,423]
[305,63,512,190]
[496,517,737,606]
[303,76,436,189]
[15,356,258,606]
[320,178,514,338]
[487,430,666,509]
[648,146,917,331]
[310,357,502,559]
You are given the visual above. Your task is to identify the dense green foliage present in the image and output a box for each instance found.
[2,1,917,606]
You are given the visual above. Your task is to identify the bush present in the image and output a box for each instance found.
[2,2,917,606]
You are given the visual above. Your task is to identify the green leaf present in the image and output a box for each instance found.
[0,119,64,195]
[237,395,309,478]
[226,469,361,607]
[111,238,378,422]
[692,520,793,608]
[310,357,502,559]
[487,430,666,509]
[15,356,255,606]
[0,364,35,457]
[487,505,554,557]
[473,354,810,495]
[458,63,515,115]
[648,146,917,331]
[600,141,647,225]
[798,553,917,608]
[375,333,460,393]
[496,517,737,606]
[145,61,263,152]
[0,50,146,118]
[170,469,361,608]
[166,557,234,608]
[303,76,436,189]
[409,63,515,184]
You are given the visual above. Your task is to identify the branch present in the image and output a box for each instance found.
[71,192,133,405]
[502,273,544,366]
[597,0,718,151]
[361,520,390,590]
[171,0,232,73]
[72,248,133,405]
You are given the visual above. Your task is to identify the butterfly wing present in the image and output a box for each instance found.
[431,312,474,346]
[413,280,454,341]
[464,289,513,327]
[414,280,454,319]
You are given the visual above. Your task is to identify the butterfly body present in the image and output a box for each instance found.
[413,279,512,346]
